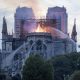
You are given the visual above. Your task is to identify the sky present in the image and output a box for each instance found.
[0,0,80,51]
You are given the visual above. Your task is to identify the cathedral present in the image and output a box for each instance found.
[1,6,77,78]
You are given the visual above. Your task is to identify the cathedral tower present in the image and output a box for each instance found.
[14,7,35,38]
[46,6,68,34]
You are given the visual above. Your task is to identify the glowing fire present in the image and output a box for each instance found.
[35,24,47,32]
[33,23,68,39]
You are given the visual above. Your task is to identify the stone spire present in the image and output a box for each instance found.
[2,17,8,51]
[2,16,8,35]
[71,19,77,42]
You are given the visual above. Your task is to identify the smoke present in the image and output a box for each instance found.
[23,0,45,18]
[3,0,46,18]
[25,0,40,18]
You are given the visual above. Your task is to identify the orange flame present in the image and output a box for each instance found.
[34,24,68,39]
[35,24,47,32]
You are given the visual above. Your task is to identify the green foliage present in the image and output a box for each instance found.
[22,54,53,80]
[22,52,80,80]
[51,55,72,80]
[51,52,80,80]
[69,71,80,80]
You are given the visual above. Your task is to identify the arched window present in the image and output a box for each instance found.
[57,16,61,30]
[14,53,21,61]
[36,40,42,51]
[29,40,33,45]
[36,40,42,45]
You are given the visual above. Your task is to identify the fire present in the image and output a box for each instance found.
[35,24,47,32]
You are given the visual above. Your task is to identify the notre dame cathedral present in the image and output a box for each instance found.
[1,6,77,78]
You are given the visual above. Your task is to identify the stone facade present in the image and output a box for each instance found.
[1,32,76,77]
[1,6,77,78]
[14,7,36,38]
[46,6,68,34]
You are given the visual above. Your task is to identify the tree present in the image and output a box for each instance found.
[51,55,72,80]
[69,71,80,80]
[50,52,80,80]
[22,54,53,80]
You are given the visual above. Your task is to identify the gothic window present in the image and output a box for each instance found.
[57,16,61,30]
[14,54,19,61]
[48,15,56,28]
[36,40,42,45]
[36,40,42,51]
[29,40,33,45]
[14,53,22,61]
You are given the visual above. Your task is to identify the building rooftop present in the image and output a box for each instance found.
[27,32,51,37]
[48,6,66,12]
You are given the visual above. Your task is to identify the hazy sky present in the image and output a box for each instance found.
[0,0,80,51]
